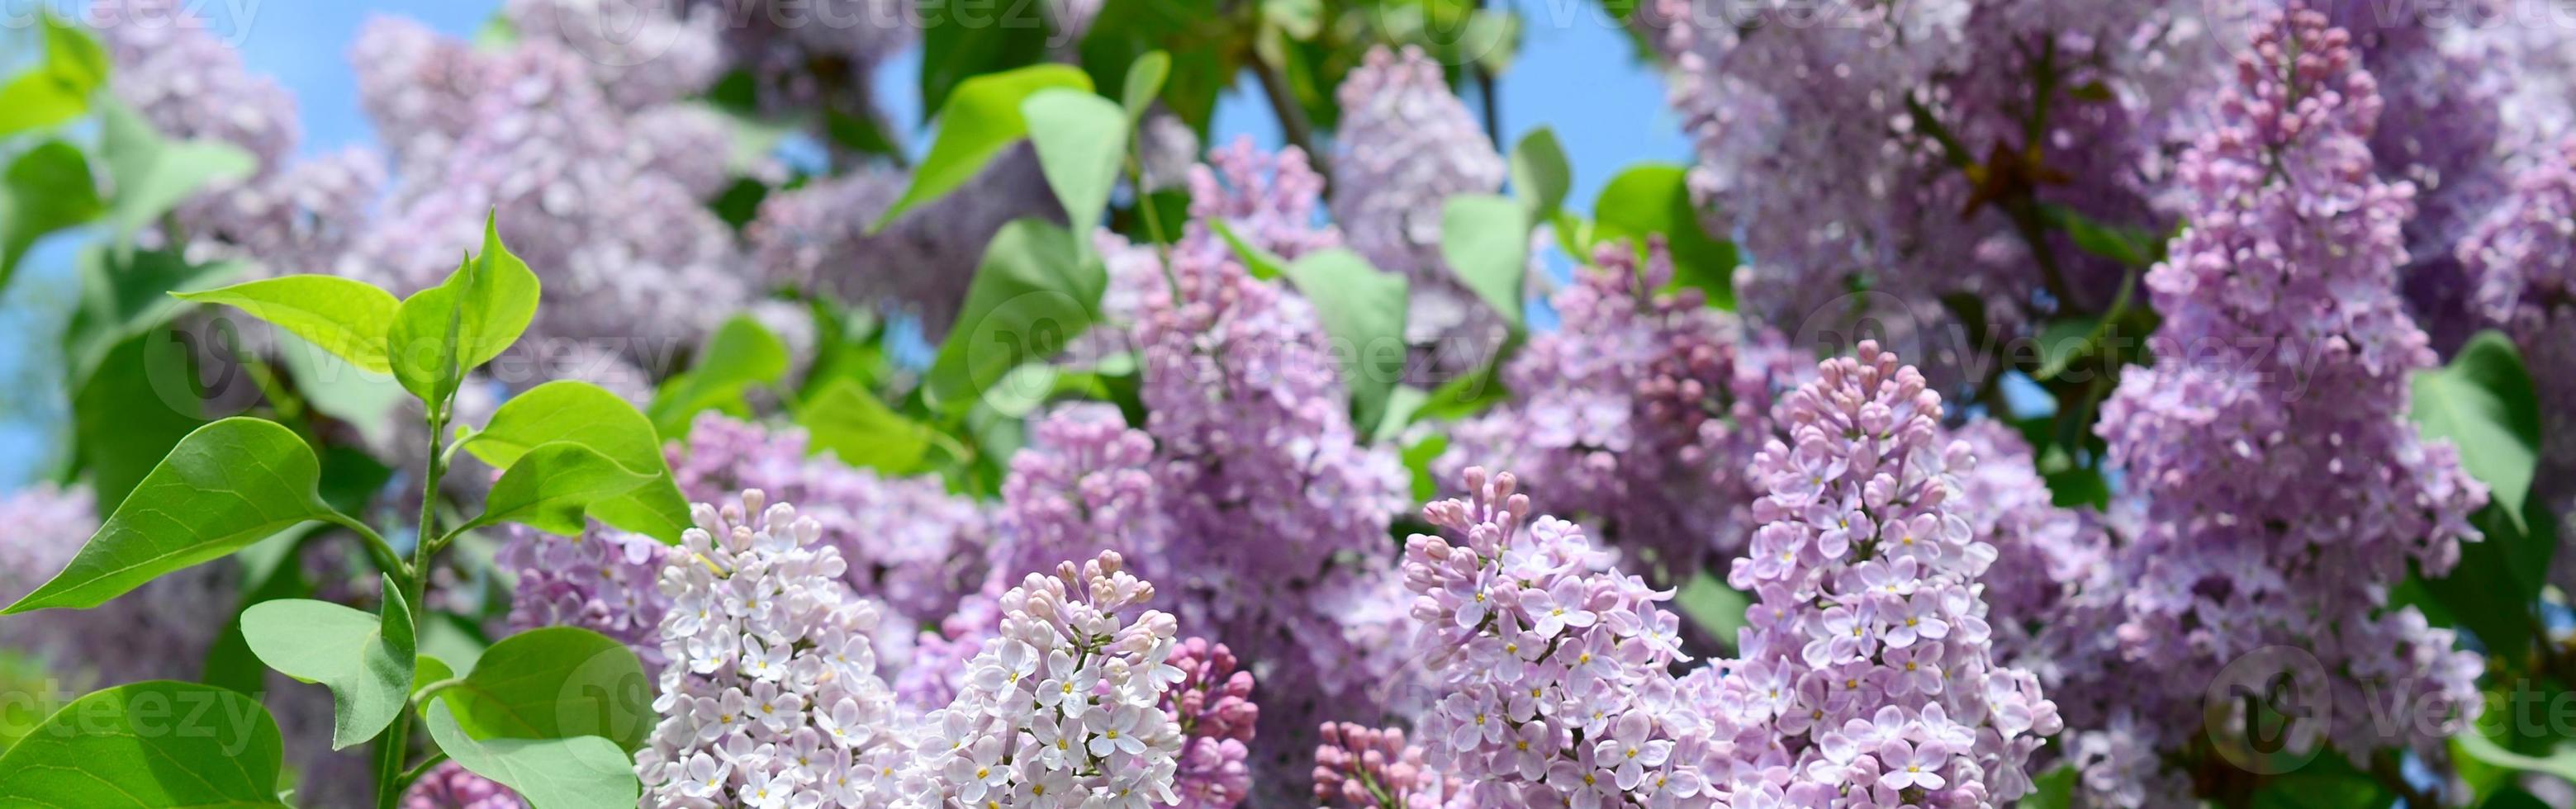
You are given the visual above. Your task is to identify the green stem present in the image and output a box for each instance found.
[325,512,408,581]
[374,401,449,809]
[394,751,450,795]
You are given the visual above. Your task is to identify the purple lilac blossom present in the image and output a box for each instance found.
[402,762,527,809]
[1398,466,1719,807]
[1940,419,2109,671]
[637,490,914,807]
[1440,239,1798,592]
[1312,722,1476,809]
[1329,45,1514,367]
[496,523,676,667]
[0,485,232,688]
[745,149,1061,338]
[1716,341,2063,805]
[668,413,991,627]
[893,551,1188,807]
[1163,637,1258,809]
[2063,9,2488,803]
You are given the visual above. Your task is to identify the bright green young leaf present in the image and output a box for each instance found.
[1022,88,1131,232]
[927,218,1108,409]
[1592,163,1738,309]
[175,275,401,374]
[1402,433,1449,503]
[1672,572,1750,648]
[1121,50,1171,121]
[99,102,257,246]
[462,381,692,542]
[425,700,639,809]
[1212,219,1289,281]
[800,378,936,475]
[0,14,111,137]
[6,418,339,614]
[413,655,456,697]
[387,215,542,403]
[1276,248,1409,431]
[434,627,653,752]
[878,64,1093,232]
[1509,127,1572,221]
[648,314,789,437]
[241,577,415,750]
[0,681,287,807]
[2411,331,2542,529]
[1,140,104,291]
[467,442,657,536]
[1439,193,1530,330]
[1373,385,1431,445]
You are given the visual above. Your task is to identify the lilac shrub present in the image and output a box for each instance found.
[2061,8,2488,802]
[2457,135,2576,592]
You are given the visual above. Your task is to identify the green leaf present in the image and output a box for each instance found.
[2410,330,2541,530]
[64,247,246,386]
[99,102,257,247]
[1276,248,1409,431]
[927,218,1108,409]
[1592,163,1738,309]
[463,381,692,543]
[277,329,408,452]
[2018,764,2076,808]
[1418,358,1511,422]
[2040,203,2163,267]
[1438,193,1530,330]
[7,418,338,614]
[917,0,1058,127]
[800,378,936,475]
[880,64,1093,232]
[434,627,653,752]
[1508,127,1572,221]
[241,577,415,750]
[1212,219,1289,281]
[1373,385,1431,445]
[0,14,111,137]
[1121,50,1172,121]
[71,326,211,511]
[1022,88,1131,231]
[1402,433,1449,503]
[202,530,315,698]
[174,275,401,374]
[413,655,457,697]
[2032,316,2101,381]
[387,215,542,404]
[0,682,287,807]
[2458,731,2576,788]
[425,700,639,809]
[1672,572,1750,647]
[1,140,104,291]
[467,442,657,536]
[648,314,789,437]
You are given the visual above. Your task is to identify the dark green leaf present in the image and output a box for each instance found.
[1,140,103,291]
[1403,433,1449,503]
[0,682,287,807]
[425,699,638,809]
[174,275,401,374]
[462,381,692,543]
[2018,764,2076,808]
[917,0,1058,127]
[1438,193,1530,330]
[467,442,657,536]
[2040,203,2163,267]
[434,627,653,753]
[800,378,936,475]
[1276,248,1409,431]
[202,530,313,697]
[881,64,1093,231]
[1022,88,1129,231]
[927,218,1107,409]
[241,577,415,749]
[2033,316,2100,381]
[7,418,339,614]
[2410,330,2542,530]
[71,327,210,510]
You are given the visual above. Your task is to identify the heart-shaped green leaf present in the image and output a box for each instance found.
[0,681,288,807]
[6,418,339,614]
[927,218,1108,409]
[877,64,1093,232]
[1276,248,1410,432]
[648,315,788,438]
[425,699,639,809]
[2411,330,2541,529]
[799,377,935,475]
[1439,193,1531,330]
[99,102,257,247]
[465,380,691,542]
[1120,50,1170,121]
[1508,126,1571,222]
[1592,163,1738,309]
[434,627,653,753]
[241,576,415,750]
[1,140,104,291]
[175,274,401,374]
[467,442,658,537]
[1022,88,1130,231]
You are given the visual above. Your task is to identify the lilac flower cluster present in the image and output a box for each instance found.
[669,413,991,625]
[990,404,1168,589]
[495,523,675,666]
[1163,637,1258,808]
[1312,722,1475,809]
[1441,240,1796,588]
[2455,135,2576,591]
[1939,421,2108,667]
[1329,45,1512,362]
[895,551,1187,807]
[638,491,912,807]
[682,0,914,115]
[342,15,747,358]
[745,149,1061,338]
[1717,341,2061,805]
[2066,10,2486,802]
[1397,466,1717,807]
[402,762,526,809]
[0,485,231,690]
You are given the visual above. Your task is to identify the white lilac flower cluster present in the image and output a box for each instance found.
[895,551,1188,808]
[638,491,911,808]
[1398,466,1716,808]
